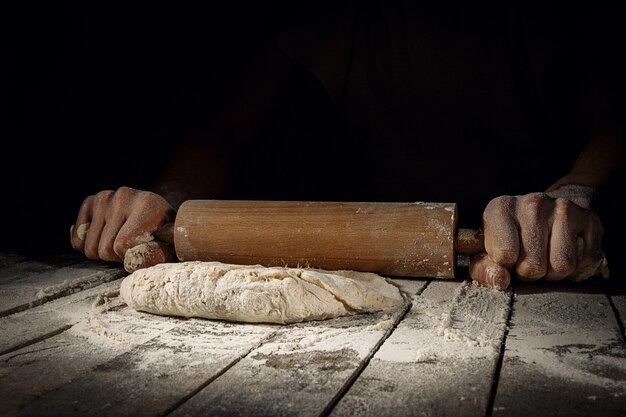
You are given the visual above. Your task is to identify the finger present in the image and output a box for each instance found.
[113,193,176,259]
[469,252,511,290]
[545,199,579,281]
[83,191,113,259]
[99,217,126,262]
[98,188,135,262]
[514,194,550,281]
[572,213,604,281]
[124,241,176,273]
[482,196,519,268]
[71,196,95,252]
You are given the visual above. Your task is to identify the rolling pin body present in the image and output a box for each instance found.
[171,200,484,278]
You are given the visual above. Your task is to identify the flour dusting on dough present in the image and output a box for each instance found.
[120,261,404,324]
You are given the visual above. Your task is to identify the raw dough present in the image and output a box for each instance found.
[120,261,405,324]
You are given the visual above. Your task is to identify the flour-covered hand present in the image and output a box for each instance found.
[70,187,176,271]
[469,186,608,289]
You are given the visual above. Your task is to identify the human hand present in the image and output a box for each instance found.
[70,187,177,272]
[469,187,609,290]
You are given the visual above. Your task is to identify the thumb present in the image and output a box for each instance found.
[469,252,511,290]
[123,241,176,273]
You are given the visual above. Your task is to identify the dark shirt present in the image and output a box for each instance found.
[235,0,617,228]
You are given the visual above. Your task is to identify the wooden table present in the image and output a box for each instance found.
[1,250,625,417]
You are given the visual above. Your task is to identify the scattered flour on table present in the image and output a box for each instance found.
[373,280,512,364]
[506,288,626,391]
[250,312,399,360]
[438,280,511,348]
[67,291,180,350]
[56,262,408,373]
[120,261,405,324]
[63,283,405,373]
[66,289,279,369]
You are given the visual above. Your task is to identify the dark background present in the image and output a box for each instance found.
[3,0,304,254]
[2,0,625,284]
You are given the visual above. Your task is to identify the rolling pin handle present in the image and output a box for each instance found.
[153,222,175,244]
[456,228,485,255]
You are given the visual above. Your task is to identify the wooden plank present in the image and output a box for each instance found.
[1,275,424,417]
[0,253,85,285]
[330,279,512,417]
[168,279,427,417]
[0,252,26,267]
[0,280,122,355]
[492,280,626,416]
[605,277,626,340]
[13,317,279,417]
[0,261,65,285]
[0,261,125,317]
[610,294,626,339]
[392,278,431,296]
[0,298,182,415]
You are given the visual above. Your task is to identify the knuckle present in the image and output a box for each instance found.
[117,186,136,195]
[112,186,135,203]
[491,248,517,266]
[80,195,95,210]
[518,193,549,217]
[93,190,113,206]
[137,192,174,217]
[485,195,513,215]
[133,191,155,209]
[554,198,576,220]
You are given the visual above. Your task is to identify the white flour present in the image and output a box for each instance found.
[373,280,511,364]
[438,280,511,349]
[54,273,625,397]
[505,287,626,391]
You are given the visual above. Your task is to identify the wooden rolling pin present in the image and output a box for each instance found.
[156,200,485,278]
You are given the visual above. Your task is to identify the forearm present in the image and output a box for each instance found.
[547,127,624,194]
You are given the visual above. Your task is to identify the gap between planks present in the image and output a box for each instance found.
[0,261,126,318]
[330,278,514,417]
[491,279,626,416]
[8,278,427,417]
[484,281,516,417]
[319,290,418,417]
[166,278,429,417]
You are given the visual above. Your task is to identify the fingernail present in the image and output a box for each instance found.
[76,223,90,241]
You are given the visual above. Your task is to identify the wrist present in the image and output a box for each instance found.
[546,184,597,209]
